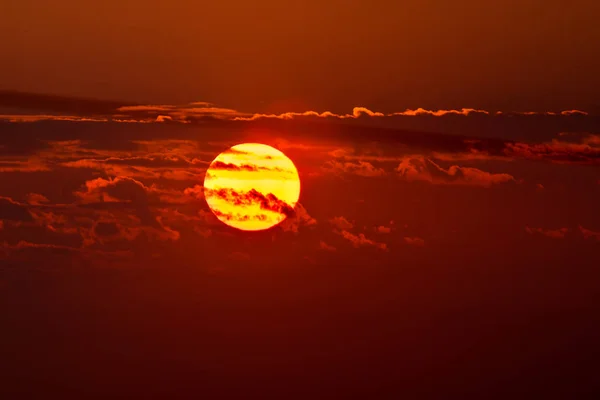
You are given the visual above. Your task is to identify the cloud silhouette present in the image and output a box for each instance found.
[206,188,295,218]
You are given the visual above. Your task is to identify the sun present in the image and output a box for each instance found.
[203,143,301,231]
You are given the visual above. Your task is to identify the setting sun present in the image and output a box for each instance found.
[203,143,301,231]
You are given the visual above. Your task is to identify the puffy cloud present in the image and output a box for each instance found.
[396,156,515,187]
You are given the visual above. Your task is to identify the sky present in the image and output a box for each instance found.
[2,0,600,112]
[1,2,600,399]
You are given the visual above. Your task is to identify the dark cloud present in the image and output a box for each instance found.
[210,161,259,172]
[0,197,33,222]
[206,188,295,218]
[0,90,133,116]
[94,222,120,237]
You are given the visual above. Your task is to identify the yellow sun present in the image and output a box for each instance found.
[203,143,301,231]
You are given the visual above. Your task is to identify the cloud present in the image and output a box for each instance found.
[0,160,50,172]
[93,221,120,237]
[498,110,588,116]
[76,177,158,205]
[525,226,569,239]
[233,107,385,121]
[279,203,317,233]
[396,156,515,187]
[1,91,591,125]
[0,115,108,123]
[0,197,34,222]
[0,90,130,115]
[504,139,600,165]
[340,230,387,251]
[390,108,490,117]
[319,241,337,252]
[73,177,181,239]
[26,193,50,205]
[376,226,392,234]
[404,236,425,247]
[205,188,295,218]
[183,185,205,200]
[329,216,354,231]
[209,161,260,172]
[579,225,600,241]
[322,160,386,177]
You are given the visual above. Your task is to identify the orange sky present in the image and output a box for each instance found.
[2,3,600,397]
[2,0,599,112]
